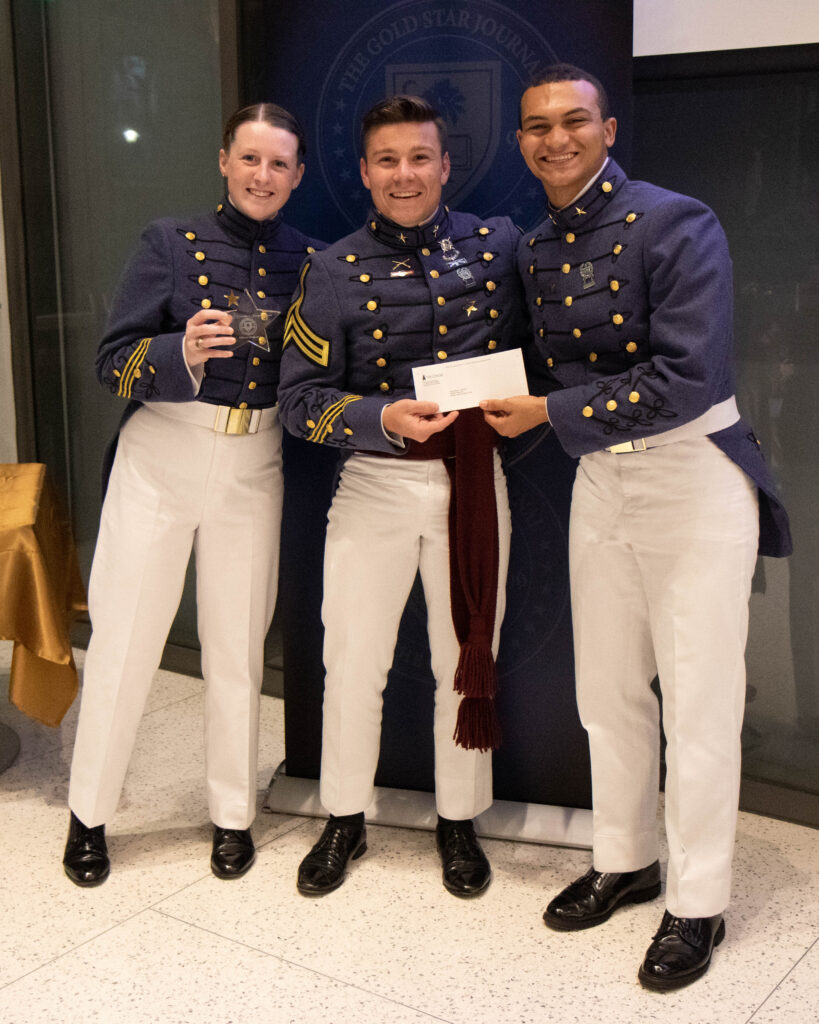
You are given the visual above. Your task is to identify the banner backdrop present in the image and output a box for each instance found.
[244,0,634,811]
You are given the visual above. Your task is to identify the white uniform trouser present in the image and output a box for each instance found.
[320,452,511,821]
[569,436,759,917]
[68,404,283,830]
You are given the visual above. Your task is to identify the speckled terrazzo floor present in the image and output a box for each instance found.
[0,640,817,1024]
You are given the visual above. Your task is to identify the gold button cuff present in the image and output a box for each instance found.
[344,427,354,435]
[306,418,315,428]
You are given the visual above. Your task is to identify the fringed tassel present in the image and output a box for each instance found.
[453,697,502,752]
[454,641,497,699]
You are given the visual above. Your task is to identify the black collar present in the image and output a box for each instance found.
[215,193,284,244]
[366,204,450,249]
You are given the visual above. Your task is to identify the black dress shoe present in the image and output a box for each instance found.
[63,811,110,887]
[638,911,725,990]
[297,818,367,895]
[543,860,661,930]
[435,819,492,898]
[211,826,256,879]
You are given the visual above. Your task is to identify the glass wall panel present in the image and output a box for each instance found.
[634,56,819,810]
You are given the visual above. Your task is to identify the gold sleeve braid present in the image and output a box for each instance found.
[116,337,152,398]
[284,262,331,368]
[306,394,363,443]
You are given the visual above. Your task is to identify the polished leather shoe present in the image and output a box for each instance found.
[543,860,661,930]
[435,819,492,898]
[63,811,110,887]
[297,818,367,895]
[210,826,255,879]
[638,911,725,990]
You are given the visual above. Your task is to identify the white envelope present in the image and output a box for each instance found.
[412,347,529,412]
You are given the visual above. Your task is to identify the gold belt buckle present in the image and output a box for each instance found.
[213,406,254,435]
[607,438,647,454]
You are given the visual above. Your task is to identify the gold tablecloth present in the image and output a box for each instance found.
[0,463,87,726]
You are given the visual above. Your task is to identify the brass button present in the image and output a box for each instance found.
[239,402,248,410]
[360,273,371,283]
[547,357,554,367]
[483,252,494,261]
[437,296,445,306]
[626,341,638,353]
[258,244,266,254]
[257,290,266,299]
[185,232,196,240]
[528,264,535,275]
[486,281,496,292]
[216,204,223,212]
[538,327,545,337]
[589,352,597,362]
[573,328,582,338]
[346,254,357,263]
[260,311,269,321]
[438,325,447,335]
[487,340,497,350]
[613,244,623,255]
[198,275,208,286]
[562,263,571,274]
[489,309,499,319]
[307,246,316,254]
[565,233,575,243]
[528,236,535,247]
[344,427,354,435]
[248,381,257,390]
[613,313,624,325]
[479,227,489,236]
[376,357,386,367]
[195,251,205,262]
[306,418,316,428]
[602,181,613,193]
[629,391,640,403]
[626,213,637,223]
[610,280,620,292]
[606,400,617,411]
[370,220,377,230]
[564,296,572,307]
[430,270,440,279]
[536,297,543,307]
[421,247,430,256]
[201,299,212,309]
[437,350,448,359]
[582,405,593,417]
[373,329,383,340]
[366,300,377,311]
[258,267,266,276]
[252,357,260,366]
[380,382,390,392]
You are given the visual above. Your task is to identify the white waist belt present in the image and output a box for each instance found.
[146,401,278,435]
[605,396,739,454]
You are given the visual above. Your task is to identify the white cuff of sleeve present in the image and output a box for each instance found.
[182,335,204,394]
[380,405,406,448]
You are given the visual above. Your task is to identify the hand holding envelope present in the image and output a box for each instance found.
[412,348,529,412]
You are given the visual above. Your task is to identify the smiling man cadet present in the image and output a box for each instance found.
[481,64,790,989]
[278,95,525,898]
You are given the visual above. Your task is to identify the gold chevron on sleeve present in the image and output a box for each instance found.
[306,394,363,444]
[118,337,152,398]
[284,262,330,367]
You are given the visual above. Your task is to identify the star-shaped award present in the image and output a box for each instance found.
[229,289,280,352]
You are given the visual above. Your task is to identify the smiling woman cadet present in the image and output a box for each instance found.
[62,103,322,886]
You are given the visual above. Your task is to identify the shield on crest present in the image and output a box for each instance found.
[385,62,501,208]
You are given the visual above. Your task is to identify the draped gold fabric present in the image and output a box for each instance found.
[0,464,87,726]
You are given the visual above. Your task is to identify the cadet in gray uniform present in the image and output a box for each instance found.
[482,65,790,990]
[278,96,526,898]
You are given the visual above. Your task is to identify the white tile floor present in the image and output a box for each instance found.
[0,640,817,1024]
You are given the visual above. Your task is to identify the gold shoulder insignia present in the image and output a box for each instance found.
[284,262,331,367]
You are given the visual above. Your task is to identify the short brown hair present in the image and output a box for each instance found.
[360,95,448,157]
[522,63,611,122]
[222,103,307,162]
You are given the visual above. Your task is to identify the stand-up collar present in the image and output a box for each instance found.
[215,193,284,244]
[547,160,627,232]
[365,203,450,250]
